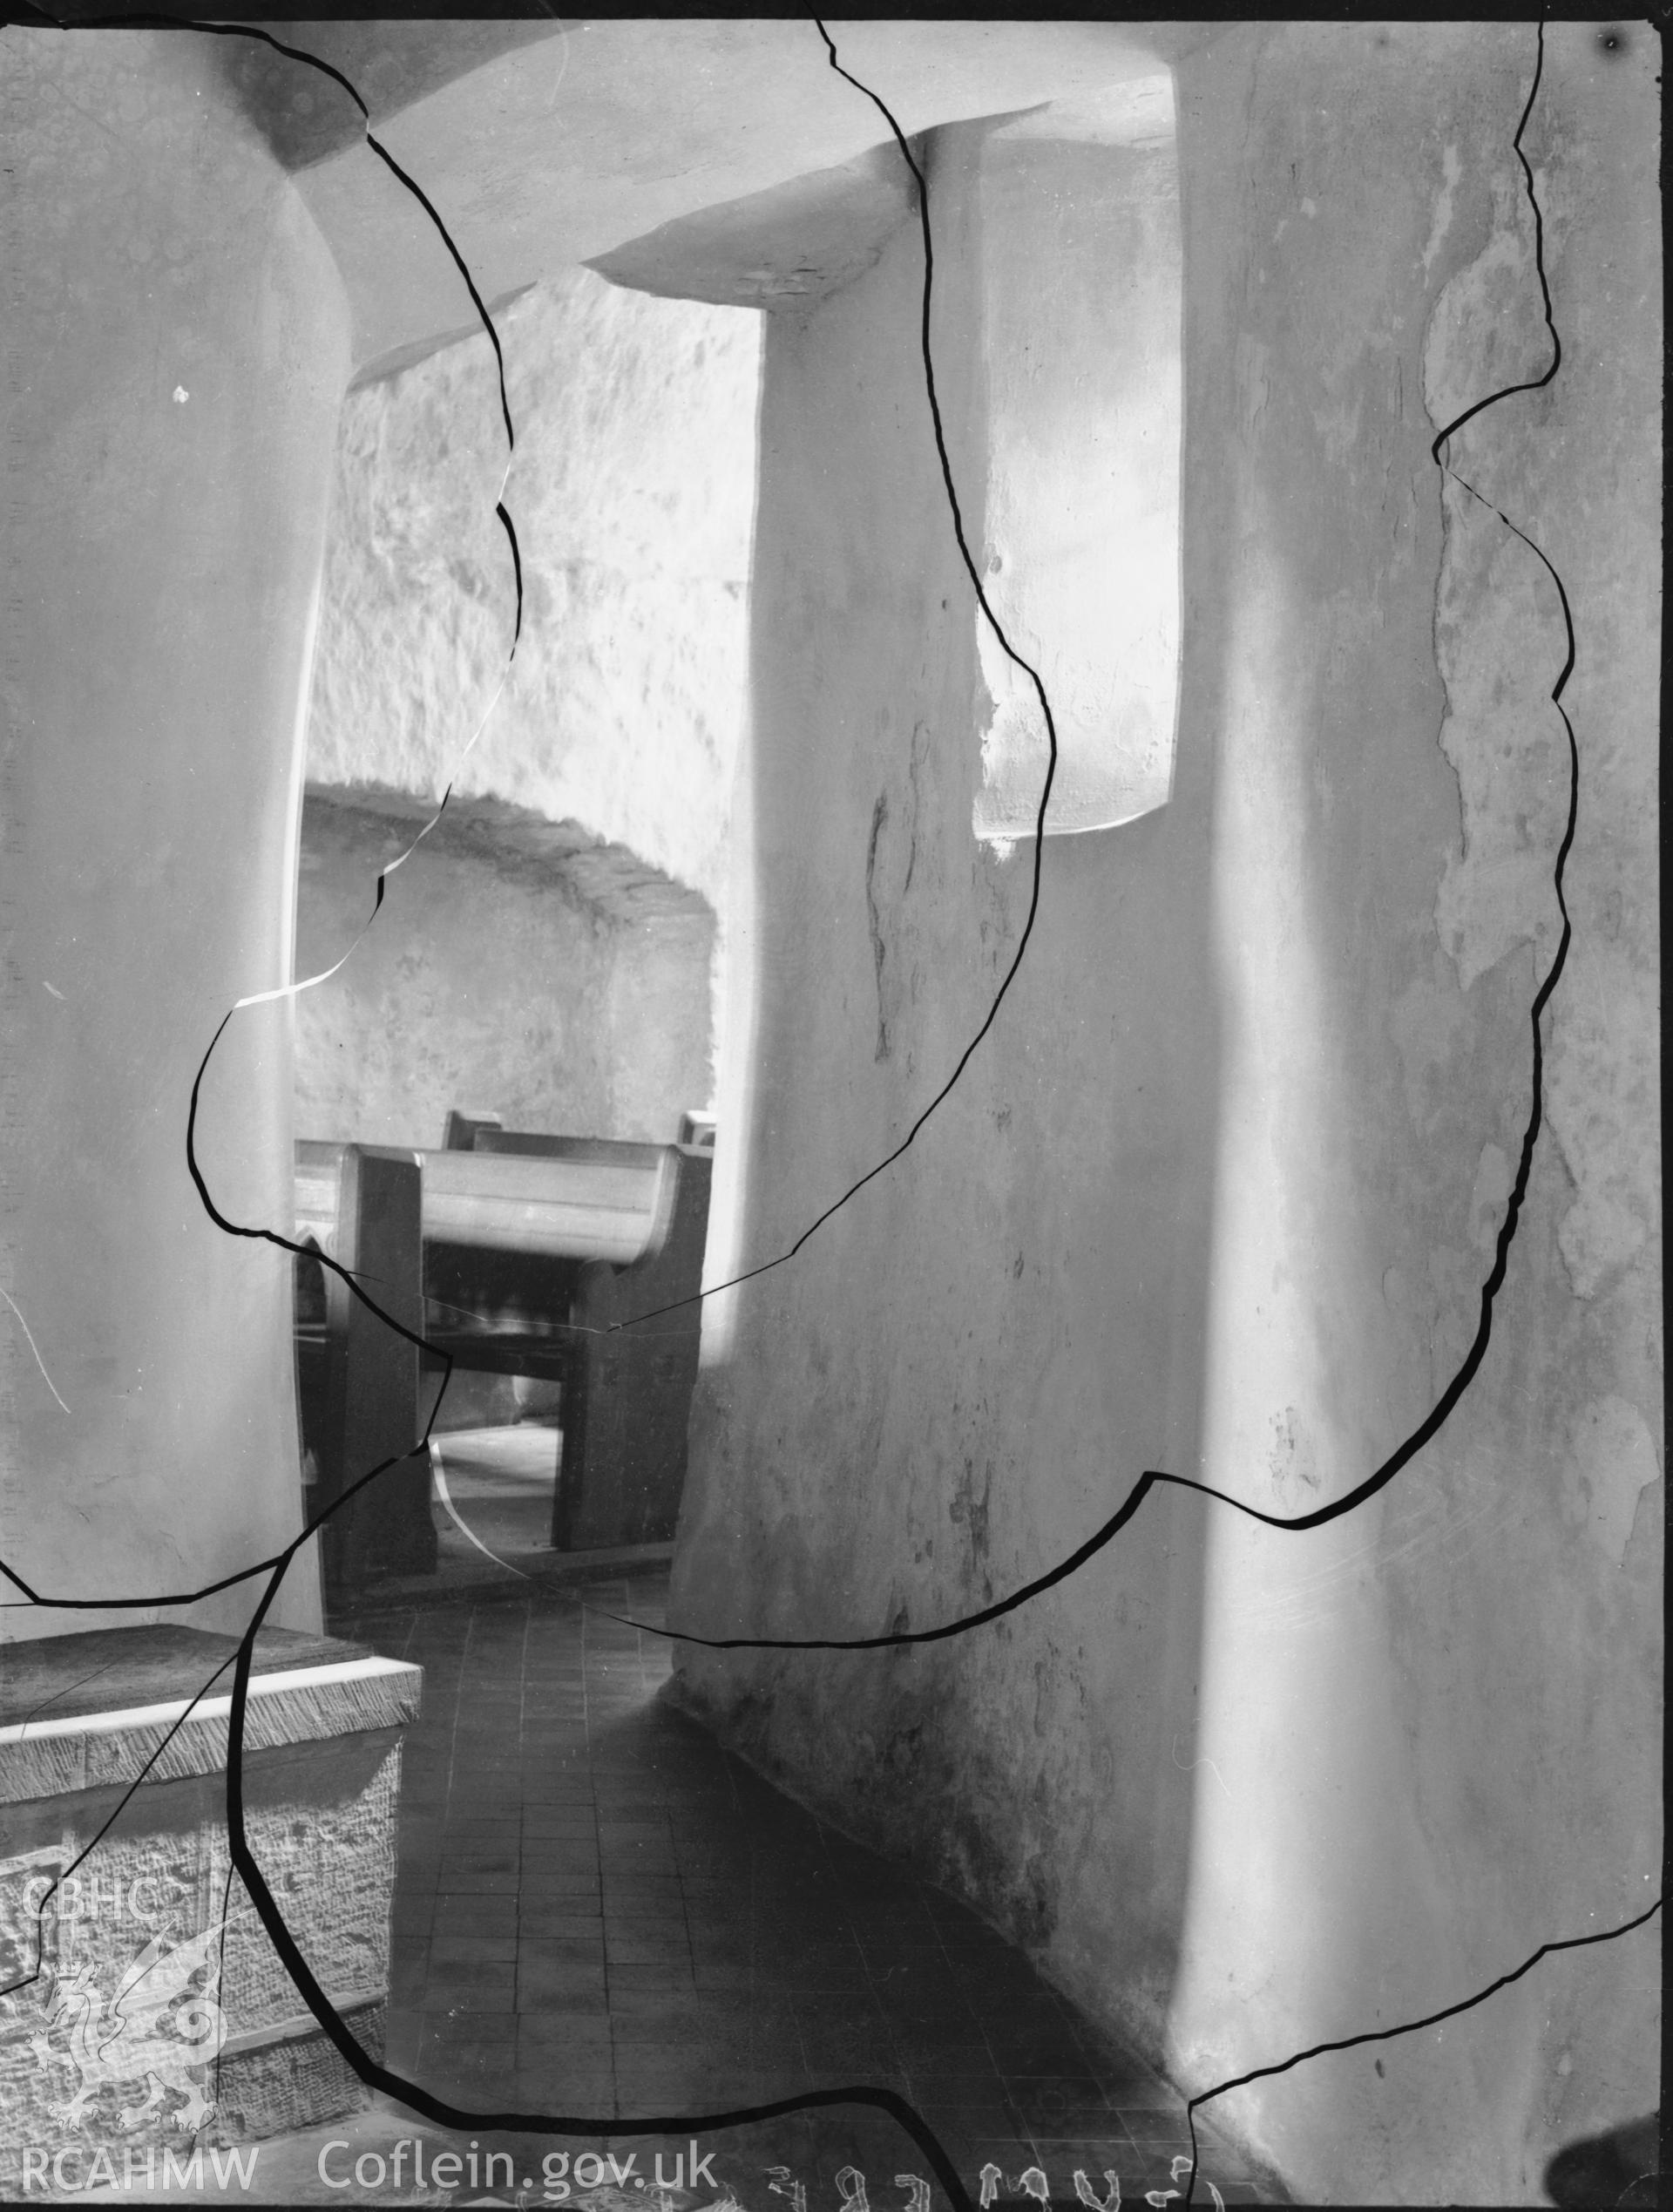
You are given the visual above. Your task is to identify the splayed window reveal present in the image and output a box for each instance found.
[2,13,1649,2205]
[969,81,1183,843]
[606,25,1585,1642]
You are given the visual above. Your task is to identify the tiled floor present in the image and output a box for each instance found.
[336,1568,1276,2208]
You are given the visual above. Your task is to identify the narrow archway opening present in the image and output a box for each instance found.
[288,271,762,1612]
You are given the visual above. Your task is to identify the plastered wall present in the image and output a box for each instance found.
[293,799,715,1155]
[301,271,760,921]
[673,24,1659,2202]
[2,30,348,1641]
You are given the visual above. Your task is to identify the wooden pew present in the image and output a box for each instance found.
[552,1141,713,1550]
[418,1138,679,1264]
[294,1142,435,1592]
[295,1130,712,1571]
[418,1130,710,1550]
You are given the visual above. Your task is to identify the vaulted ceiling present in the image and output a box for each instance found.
[196,16,1199,373]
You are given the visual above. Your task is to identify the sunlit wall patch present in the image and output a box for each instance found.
[968,71,1182,843]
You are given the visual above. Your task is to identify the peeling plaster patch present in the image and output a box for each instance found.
[1431,523,1571,991]
[948,1457,992,1565]
[1423,173,1575,993]
[1422,182,1550,434]
[1267,1405,1320,1493]
[1561,1395,1662,1566]
[1313,387,1365,470]
[1467,1142,1514,1253]
[1385,961,1469,1135]
[1543,941,1659,1297]
[1420,144,1462,276]
[1235,330,1272,444]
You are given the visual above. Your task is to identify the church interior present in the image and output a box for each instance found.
[1,16,1661,2209]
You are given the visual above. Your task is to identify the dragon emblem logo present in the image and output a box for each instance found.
[27,1914,236,2139]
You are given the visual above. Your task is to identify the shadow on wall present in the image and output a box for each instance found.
[673,104,1223,2057]
[293,790,715,1152]
[1543,2114,1660,2208]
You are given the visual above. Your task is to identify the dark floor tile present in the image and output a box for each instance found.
[518,1910,604,1941]
[681,1914,753,1944]
[605,1918,691,1951]
[986,2024,1102,2074]
[433,1898,520,1940]
[611,2059,774,2107]
[520,1930,606,1962]
[989,2068,1109,2122]
[427,1932,520,1968]
[417,2011,518,2058]
[510,2069,618,2115]
[520,1909,605,1945]
[424,1951,518,1996]
[891,2044,999,2086]
[1098,2077,1182,2111]
[1015,2128,1141,2158]
[521,1987,612,2019]
[522,1840,603,1870]
[606,1996,704,2039]
[602,1883,686,1912]
[773,1955,866,1991]
[605,1961,700,1995]
[712,1988,800,2029]
[690,1959,755,1994]
[799,2025,903,2070]
[358,1576,1277,2204]
[517,2021,616,2060]
[436,1866,523,1896]
[518,1964,608,2005]
[1111,2108,1194,2141]
[686,1916,752,1945]
[883,1995,989,2031]
[437,1990,525,2023]
[444,1838,522,1865]
[605,1937,691,1970]
[413,2064,519,2106]
[905,2094,1022,2136]
[899,2062,1018,2101]
[396,1816,448,1849]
